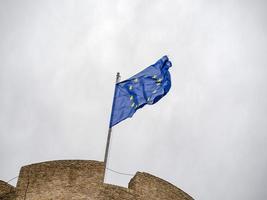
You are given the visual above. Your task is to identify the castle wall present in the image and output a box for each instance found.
[15,160,105,200]
[0,180,16,200]
[13,160,193,200]
[129,172,193,200]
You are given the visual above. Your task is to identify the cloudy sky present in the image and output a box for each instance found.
[1,0,267,199]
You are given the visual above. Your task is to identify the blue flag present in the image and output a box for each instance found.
[109,56,172,127]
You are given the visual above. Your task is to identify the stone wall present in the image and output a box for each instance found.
[15,160,104,200]
[1,160,194,200]
[129,172,193,200]
[0,180,16,200]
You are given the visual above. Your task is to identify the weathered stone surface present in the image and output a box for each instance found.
[4,160,193,200]
[0,180,16,200]
[99,184,138,200]
[15,160,104,200]
[129,172,193,200]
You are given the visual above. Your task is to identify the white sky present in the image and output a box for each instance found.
[0,1,267,199]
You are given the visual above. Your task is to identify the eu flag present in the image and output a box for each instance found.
[109,56,172,127]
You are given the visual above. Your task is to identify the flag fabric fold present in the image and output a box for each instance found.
[109,56,172,127]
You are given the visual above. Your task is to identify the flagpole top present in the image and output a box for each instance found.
[116,72,121,83]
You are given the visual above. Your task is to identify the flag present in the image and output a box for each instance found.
[109,56,172,127]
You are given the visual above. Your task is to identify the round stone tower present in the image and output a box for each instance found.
[1,160,193,200]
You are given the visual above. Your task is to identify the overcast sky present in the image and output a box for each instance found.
[1,0,267,199]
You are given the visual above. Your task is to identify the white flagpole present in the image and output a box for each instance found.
[103,72,120,182]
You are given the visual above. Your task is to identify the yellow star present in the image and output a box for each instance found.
[156,78,162,83]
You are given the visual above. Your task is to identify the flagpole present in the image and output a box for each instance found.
[103,72,120,182]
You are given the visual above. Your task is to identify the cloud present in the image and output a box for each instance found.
[0,0,267,199]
